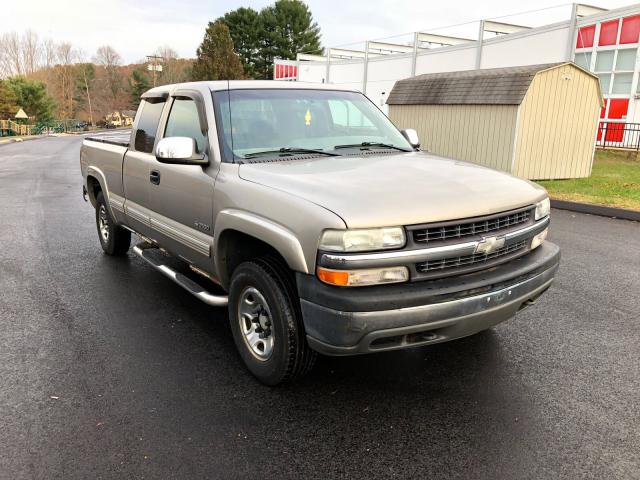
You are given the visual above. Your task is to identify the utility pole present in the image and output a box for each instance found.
[146,55,163,87]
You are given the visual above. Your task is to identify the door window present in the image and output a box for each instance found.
[164,98,207,153]
[134,100,165,153]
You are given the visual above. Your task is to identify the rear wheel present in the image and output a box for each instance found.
[228,256,316,385]
[95,191,130,256]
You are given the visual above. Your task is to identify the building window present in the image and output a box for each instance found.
[612,72,633,94]
[598,73,612,94]
[595,50,615,71]
[575,51,592,70]
[620,15,640,44]
[615,48,637,70]
[599,20,620,46]
[577,25,596,48]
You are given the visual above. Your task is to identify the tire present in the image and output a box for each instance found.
[95,191,131,256]
[228,256,316,385]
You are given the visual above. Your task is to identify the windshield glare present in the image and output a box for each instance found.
[214,89,412,160]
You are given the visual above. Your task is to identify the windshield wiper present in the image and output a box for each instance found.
[334,142,412,152]
[244,147,340,159]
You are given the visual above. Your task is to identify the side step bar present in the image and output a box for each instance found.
[133,243,228,307]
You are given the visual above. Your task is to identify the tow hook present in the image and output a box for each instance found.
[82,185,88,202]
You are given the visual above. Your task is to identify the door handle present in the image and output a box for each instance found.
[149,170,161,185]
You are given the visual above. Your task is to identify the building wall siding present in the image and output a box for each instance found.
[388,104,519,173]
[514,64,601,179]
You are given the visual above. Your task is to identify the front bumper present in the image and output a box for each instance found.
[297,242,560,356]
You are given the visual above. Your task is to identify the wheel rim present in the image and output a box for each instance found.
[98,205,109,242]
[238,286,274,361]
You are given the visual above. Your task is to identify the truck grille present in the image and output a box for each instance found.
[416,240,527,274]
[413,209,531,244]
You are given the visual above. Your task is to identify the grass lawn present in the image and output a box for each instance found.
[538,149,640,211]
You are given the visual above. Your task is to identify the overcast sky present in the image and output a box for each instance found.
[2,0,635,63]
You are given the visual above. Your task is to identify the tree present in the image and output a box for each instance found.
[5,77,55,121]
[218,8,261,78]
[0,80,18,118]
[129,67,150,108]
[153,46,192,85]
[53,42,76,118]
[192,21,244,81]
[219,0,323,80]
[75,63,95,125]
[94,45,123,111]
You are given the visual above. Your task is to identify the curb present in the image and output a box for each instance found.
[551,199,640,222]
[0,135,47,146]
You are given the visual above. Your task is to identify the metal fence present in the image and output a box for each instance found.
[597,122,640,150]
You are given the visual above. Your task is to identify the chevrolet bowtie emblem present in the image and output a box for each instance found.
[475,235,506,255]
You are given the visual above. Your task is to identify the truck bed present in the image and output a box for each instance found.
[85,129,131,147]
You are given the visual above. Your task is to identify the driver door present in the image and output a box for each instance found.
[146,90,216,267]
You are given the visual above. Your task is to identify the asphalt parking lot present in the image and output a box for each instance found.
[1,136,639,480]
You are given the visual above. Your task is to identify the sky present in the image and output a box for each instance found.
[1,0,636,63]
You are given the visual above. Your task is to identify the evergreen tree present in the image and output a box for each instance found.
[5,77,55,121]
[220,1,322,80]
[219,8,262,79]
[192,21,245,81]
[0,80,18,119]
[129,68,151,108]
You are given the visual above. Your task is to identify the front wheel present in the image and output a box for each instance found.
[228,257,316,385]
[95,191,131,256]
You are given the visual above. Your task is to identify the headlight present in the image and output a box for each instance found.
[317,266,409,287]
[534,197,550,220]
[319,227,406,252]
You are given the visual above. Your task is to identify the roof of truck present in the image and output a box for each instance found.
[142,80,360,97]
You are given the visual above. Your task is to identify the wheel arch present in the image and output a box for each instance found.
[214,209,308,290]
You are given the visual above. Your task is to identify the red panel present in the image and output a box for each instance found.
[599,20,619,46]
[287,65,293,78]
[576,25,595,48]
[608,98,629,119]
[620,15,640,44]
[603,99,629,142]
[293,66,298,78]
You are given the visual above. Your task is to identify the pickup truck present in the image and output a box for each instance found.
[80,81,560,385]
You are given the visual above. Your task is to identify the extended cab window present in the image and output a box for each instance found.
[134,100,165,153]
[164,98,206,153]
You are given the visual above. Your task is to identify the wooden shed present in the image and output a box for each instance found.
[387,63,602,180]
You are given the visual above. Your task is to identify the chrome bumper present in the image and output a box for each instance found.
[301,245,559,355]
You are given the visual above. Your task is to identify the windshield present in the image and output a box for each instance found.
[213,89,412,161]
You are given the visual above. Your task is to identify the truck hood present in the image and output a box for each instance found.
[238,151,547,228]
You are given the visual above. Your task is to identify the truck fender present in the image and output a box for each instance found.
[214,209,309,276]
[85,166,120,219]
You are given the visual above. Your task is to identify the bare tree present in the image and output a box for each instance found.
[22,30,41,75]
[93,45,123,112]
[1,33,23,76]
[54,42,77,118]
[153,45,191,85]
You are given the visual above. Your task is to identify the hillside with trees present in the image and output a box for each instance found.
[0,32,192,124]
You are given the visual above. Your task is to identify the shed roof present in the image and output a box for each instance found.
[387,63,587,106]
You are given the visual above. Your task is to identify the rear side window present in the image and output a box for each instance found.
[134,100,165,153]
[164,98,206,153]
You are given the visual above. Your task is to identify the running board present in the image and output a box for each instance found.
[133,243,228,307]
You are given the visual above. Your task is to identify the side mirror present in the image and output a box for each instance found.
[155,137,208,165]
[401,129,420,149]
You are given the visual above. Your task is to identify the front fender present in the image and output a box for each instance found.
[214,209,308,275]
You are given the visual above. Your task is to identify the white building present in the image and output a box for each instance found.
[274,3,640,141]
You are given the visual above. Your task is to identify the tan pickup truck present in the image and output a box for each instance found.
[80,81,559,385]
